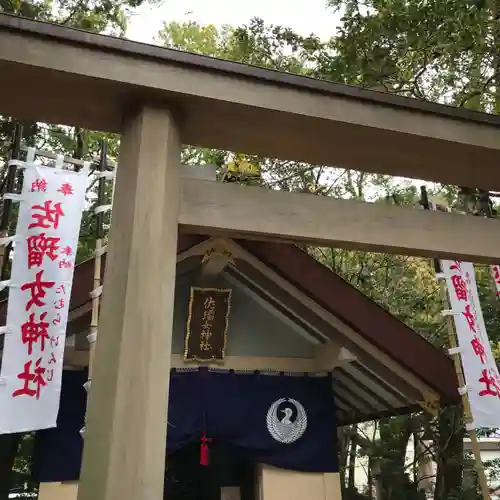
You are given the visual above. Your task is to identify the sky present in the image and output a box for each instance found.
[125,0,432,195]
[126,0,341,44]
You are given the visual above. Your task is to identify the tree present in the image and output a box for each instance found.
[0,0,151,35]
[322,0,500,110]
[158,18,326,74]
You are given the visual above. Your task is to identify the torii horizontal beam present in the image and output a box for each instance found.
[1,14,500,191]
[179,177,500,263]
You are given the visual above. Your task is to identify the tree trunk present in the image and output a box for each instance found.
[0,433,21,500]
[338,426,350,494]
[367,457,374,500]
[434,405,464,500]
[348,426,358,489]
[377,416,413,500]
[414,431,434,494]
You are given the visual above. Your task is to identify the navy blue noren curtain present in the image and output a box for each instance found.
[32,370,87,482]
[33,369,338,482]
[205,371,338,472]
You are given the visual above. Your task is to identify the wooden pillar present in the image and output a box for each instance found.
[77,106,180,500]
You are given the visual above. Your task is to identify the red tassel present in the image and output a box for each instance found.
[200,433,212,466]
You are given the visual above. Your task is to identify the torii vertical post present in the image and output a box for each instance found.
[77,106,180,500]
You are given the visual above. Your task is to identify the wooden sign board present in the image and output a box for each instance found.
[185,287,232,362]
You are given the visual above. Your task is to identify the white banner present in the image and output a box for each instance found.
[0,163,88,434]
[490,265,500,297]
[441,259,500,429]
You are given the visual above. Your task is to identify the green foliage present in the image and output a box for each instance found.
[323,0,500,111]
[158,17,326,74]
[10,433,37,497]
[0,0,152,35]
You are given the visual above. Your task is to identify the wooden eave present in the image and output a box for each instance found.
[0,234,459,425]
[1,15,500,189]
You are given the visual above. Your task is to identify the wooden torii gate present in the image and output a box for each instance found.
[1,13,500,500]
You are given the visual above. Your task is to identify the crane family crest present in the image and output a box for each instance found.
[266,398,308,444]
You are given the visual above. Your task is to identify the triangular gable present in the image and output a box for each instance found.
[0,234,459,424]
[237,239,458,402]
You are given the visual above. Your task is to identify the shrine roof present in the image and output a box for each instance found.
[0,234,459,425]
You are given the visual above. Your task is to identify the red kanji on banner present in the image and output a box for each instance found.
[56,284,66,295]
[493,265,500,285]
[492,265,500,296]
[479,368,500,398]
[471,336,486,364]
[31,178,47,193]
[50,335,60,348]
[20,270,55,311]
[57,183,73,196]
[58,259,72,270]
[29,201,64,230]
[61,246,72,257]
[462,304,477,333]
[26,233,60,268]
[46,369,54,382]
[48,352,57,364]
[450,261,463,273]
[451,274,468,301]
[54,298,65,310]
[12,358,47,399]
[52,314,61,326]
[21,311,50,355]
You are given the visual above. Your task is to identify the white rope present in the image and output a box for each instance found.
[448,346,461,356]
[6,160,39,171]
[94,205,112,214]
[3,193,23,202]
[26,147,36,163]
[95,170,116,180]
[93,245,107,257]
[0,326,12,336]
[87,331,97,344]
[90,286,103,299]
[458,386,468,396]
[55,154,64,169]
[7,159,27,169]
[441,309,460,317]
[0,236,15,247]
[7,149,36,170]
[81,161,91,175]
[0,280,11,292]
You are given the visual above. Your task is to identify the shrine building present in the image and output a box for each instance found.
[0,177,459,500]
